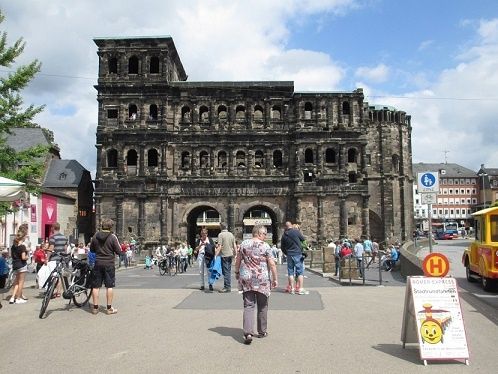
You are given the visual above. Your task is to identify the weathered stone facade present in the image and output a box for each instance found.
[93,36,414,249]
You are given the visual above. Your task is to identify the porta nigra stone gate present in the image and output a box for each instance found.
[93,36,414,250]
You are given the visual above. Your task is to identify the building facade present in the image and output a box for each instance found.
[93,36,414,249]
[413,163,479,234]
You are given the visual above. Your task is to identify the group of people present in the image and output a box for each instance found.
[328,237,401,277]
[150,242,193,272]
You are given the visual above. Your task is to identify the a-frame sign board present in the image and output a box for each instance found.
[401,276,470,366]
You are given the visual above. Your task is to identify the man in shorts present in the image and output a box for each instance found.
[280,221,308,295]
[89,218,122,315]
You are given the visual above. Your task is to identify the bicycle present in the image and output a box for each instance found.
[5,266,15,290]
[158,257,168,276]
[39,253,92,319]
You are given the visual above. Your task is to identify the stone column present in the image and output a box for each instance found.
[115,195,124,239]
[139,143,145,176]
[138,195,146,243]
[228,199,235,232]
[317,194,325,246]
[95,144,103,179]
[339,195,347,238]
[170,197,177,240]
[94,195,102,231]
[362,194,370,237]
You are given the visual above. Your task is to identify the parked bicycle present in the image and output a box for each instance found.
[39,253,92,319]
[5,265,15,290]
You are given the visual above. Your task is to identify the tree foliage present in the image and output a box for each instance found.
[0,9,47,192]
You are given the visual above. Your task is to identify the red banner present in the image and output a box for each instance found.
[31,204,37,222]
[41,194,57,227]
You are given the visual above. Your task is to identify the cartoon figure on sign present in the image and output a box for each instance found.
[418,303,452,344]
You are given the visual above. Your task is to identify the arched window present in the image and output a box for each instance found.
[304,148,314,164]
[108,57,118,74]
[217,151,227,169]
[199,106,209,123]
[127,149,138,166]
[147,149,158,167]
[128,104,138,120]
[271,105,281,120]
[342,101,350,115]
[128,56,139,74]
[181,151,191,169]
[218,105,227,120]
[254,150,264,168]
[325,148,336,163]
[181,106,191,122]
[392,155,400,173]
[254,105,264,121]
[149,104,158,120]
[273,150,283,168]
[107,149,118,168]
[236,151,246,168]
[200,151,209,168]
[150,56,159,74]
[236,105,245,121]
[348,172,357,183]
[348,148,357,163]
[304,102,313,120]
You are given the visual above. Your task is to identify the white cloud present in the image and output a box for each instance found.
[0,0,357,176]
[355,64,389,84]
[418,39,434,51]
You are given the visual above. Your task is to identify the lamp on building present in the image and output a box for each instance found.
[478,171,488,209]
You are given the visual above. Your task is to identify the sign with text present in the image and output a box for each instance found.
[421,193,437,204]
[401,277,469,365]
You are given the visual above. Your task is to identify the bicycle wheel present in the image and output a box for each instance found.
[72,272,91,307]
[5,270,15,289]
[159,260,167,276]
[39,276,57,319]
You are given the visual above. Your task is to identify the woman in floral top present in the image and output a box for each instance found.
[235,225,278,345]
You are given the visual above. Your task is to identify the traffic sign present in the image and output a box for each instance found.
[421,193,437,204]
[417,172,439,193]
[422,253,450,277]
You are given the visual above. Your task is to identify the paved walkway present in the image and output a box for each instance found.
[1,260,496,373]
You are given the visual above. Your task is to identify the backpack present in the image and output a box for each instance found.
[34,248,46,264]
[203,239,215,261]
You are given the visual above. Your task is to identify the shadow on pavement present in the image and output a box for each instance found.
[371,343,421,365]
[209,326,243,343]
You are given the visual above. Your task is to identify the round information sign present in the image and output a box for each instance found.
[422,253,450,277]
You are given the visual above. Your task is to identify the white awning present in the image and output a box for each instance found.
[0,176,25,202]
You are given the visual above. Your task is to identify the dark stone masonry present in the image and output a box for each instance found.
[93,36,414,250]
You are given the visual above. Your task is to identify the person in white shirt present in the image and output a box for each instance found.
[353,238,365,278]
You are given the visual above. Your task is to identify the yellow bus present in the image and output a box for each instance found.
[462,206,498,291]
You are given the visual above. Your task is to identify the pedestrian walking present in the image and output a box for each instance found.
[89,218,122,315]
[216,222,237,293]
[195,228,216,291]
[280,221,308,294]
[235,225,278,345]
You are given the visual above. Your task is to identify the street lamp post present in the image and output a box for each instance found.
[478,171,488,209]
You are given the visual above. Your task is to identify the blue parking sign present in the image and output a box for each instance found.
[417,172,439,192]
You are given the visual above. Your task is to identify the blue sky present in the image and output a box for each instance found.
[1,0,498,175]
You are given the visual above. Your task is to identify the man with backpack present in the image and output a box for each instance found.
[195,228,216,291]
[280,221,308,295]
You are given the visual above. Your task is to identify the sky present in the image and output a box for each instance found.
[2,0,498,177]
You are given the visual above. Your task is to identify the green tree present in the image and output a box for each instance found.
[0,9,49,215]
[0,9,47,190]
